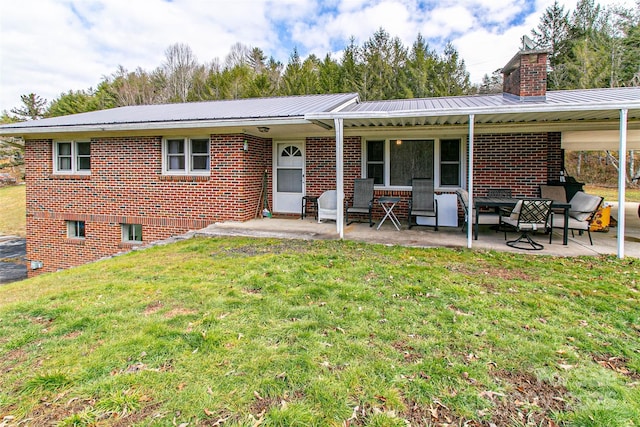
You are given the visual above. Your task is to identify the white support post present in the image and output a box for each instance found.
[335,118,345,238]
[618,109,628,259]
[467,114,475,248]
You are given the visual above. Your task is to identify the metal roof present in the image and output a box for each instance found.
[307,87,640,128]
[0,93,359,133]
[2,87,639,137]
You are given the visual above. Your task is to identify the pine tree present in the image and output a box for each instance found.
[10,93,47,120]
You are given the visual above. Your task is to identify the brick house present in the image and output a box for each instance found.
[1,49,639,275]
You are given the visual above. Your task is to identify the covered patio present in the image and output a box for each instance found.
[306,88,640,258]
[199,201,640,258]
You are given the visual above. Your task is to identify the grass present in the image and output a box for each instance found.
[0,237,639,426]
[0,184,26,236]
[585,185,640,203]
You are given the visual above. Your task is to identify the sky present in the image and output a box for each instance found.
[0,0,635,114]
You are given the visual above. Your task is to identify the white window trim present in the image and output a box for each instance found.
[162,136,211,176]
[362,137,466,191]
[121,223,143,243]
[53,141,91,175]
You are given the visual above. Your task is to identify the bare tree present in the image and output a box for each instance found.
[163,43,198,102]
[225,42,251,69]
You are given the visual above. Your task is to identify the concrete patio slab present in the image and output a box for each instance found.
[197,202,640,258]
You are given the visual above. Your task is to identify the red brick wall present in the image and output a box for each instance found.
[473,132,559,198]
[24,130,562,275]
[304,136,361,198]
[25,134,269,275]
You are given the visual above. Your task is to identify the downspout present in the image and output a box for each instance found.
[335,118,344,238]
[467,114,475,248]
[618,109,628,259]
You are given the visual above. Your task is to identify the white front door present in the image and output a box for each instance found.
[274,142,305,213]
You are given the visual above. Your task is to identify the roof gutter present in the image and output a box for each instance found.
[0,117,311,137]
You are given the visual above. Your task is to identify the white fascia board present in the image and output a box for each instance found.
[0,117,310,136]
[305,102,640,121]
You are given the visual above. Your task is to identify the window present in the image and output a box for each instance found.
[67,221,85,239]
[390,139,434,186]
[163,137,210,175]
[440,139,461,187]
[54,141,91,174]
[364,138,463,188]
[122,224,142,243]
[366,140,384,185]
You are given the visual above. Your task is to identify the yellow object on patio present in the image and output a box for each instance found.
[590,205,611,232]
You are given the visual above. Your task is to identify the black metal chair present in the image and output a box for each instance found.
[500,199,552,250]
[408,178,438,230]
[345,178,375,227]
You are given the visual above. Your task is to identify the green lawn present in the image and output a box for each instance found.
[585,185,640,203]
[0,184,25,236]
[1,237,638,426]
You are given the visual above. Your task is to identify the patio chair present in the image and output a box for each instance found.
[550,191,603,245]
[500,199,552,250]
[455,188,501,233]
[408,178,438,230]
[539,185,567,203]
[345,178,375,227]
[317,190,337,223]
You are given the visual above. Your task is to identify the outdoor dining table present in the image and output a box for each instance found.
[377,196,402,231]
[473,197,571,245]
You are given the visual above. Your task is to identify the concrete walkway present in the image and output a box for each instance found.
[0,235,26,284]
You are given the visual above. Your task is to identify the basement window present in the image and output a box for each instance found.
[54,141,91,174]
[162,137,210,175]
[67,220,86,239]
[122,224,143,243]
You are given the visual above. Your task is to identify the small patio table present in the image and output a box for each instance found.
[377,196,402,231]
[473,197,571,245]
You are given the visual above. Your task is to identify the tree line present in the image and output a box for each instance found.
[2,0,638,121]
[2,28,472,122]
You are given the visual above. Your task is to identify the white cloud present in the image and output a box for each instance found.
[0,0,637,112]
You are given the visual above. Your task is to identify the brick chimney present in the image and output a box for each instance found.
[502,49,549,101]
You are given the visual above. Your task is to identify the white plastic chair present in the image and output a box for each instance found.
[317,190,337,223]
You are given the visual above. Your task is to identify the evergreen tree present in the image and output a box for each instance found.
[48,89,100,117]
[10,93,47,120]
[432,43,470,96]
[404,34,437,98]
[318,54,341,94]
[339,38,363,95]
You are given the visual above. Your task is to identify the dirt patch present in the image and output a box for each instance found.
[447,262,531,284]
[489,370,570,426]
[593,354,640,380]
[401,400,482,426]
[212,240,315,258]
[15,394,92,426]
[248,390,306,419]
[391,341,422,363]
[143,301,164,315]
[110,401,164,427]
